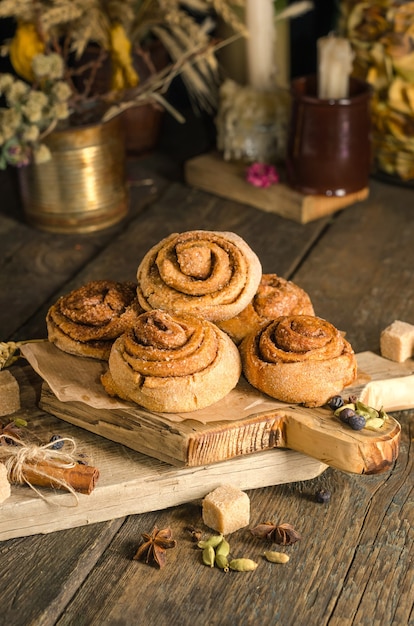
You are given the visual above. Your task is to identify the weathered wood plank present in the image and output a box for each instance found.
[52,414,413,626]
[0,162,167,341]
[293,179,414,354]
[185,151,370,223]
[0,519,125,626]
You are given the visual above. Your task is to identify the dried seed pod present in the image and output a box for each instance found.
[215,537,230,558]
[263,551,290,564]
[202,545,215,568]
[197,534,223,549]
[229,558,258,572]
[215,553,230,571]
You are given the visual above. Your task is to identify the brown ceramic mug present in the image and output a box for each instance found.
[286,75,372,196]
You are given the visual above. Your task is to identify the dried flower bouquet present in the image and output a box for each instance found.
[0,0,246,168]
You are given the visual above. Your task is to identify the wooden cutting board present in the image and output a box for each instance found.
[0,365,327,541]
[38,351,412,475]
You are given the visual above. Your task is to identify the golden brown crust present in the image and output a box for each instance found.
[101,309,242,412]
[46,280,144,360]
[218,274,315,344]
[136,230,262,322]
[239,315,357,407]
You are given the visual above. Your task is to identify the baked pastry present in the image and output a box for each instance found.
[136,230,262,322]
[101,309,242,412]
[217,273,315,344]
[46,280,143,360]
[240,315,357,407]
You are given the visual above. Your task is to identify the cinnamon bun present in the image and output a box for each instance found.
[101,309,242,412]
[240,315,357,407]
[47,280,143,360]
[136,230,262,322]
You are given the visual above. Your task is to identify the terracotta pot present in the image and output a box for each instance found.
[18,117,128,234]
[122,42,169,154]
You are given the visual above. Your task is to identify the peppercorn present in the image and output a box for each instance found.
[315,489,331,504]
[327,395,344,410]
[338,407,356,424]
[49,434,64,450]
[348,414,366,431]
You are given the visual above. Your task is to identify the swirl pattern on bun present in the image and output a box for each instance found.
[101,309,242,412]
[46,280,143,360]
[136,230,262,322]
[240,315,357,407]
[218,274,315,344]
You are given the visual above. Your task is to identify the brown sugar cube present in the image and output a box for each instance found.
[0,463,11,503]
[380,320,414,363]
[0,370,20,417]
[202,484,250,535]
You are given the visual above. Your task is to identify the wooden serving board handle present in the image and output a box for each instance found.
[265,405,400,475]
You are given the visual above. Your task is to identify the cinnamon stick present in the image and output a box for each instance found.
[21,461,99,495]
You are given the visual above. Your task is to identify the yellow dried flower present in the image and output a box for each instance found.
[21,125,40,142]
[0,75,14,92]
[5,80,29,104]
[20,103,43,124]
[51,81,72,103]
[0,109,21,139]
[9,23,45,83]
[52,101,70,121]
[110,23,139,91]
[33,144,52,164]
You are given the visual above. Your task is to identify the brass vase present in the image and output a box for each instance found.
[18,116,129,234]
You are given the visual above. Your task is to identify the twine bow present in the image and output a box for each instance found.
[0,434,81,505]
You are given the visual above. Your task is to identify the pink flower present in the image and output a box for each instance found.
[246,162,279,188]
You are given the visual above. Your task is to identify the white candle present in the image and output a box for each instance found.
[245,0,275,91]
[317,35,354,99]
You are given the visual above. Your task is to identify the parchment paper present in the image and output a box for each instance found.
[20,341,287,424]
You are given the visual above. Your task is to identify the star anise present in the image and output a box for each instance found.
[133,526,176,568]
[250,521,301,546]
[0,419,26,445]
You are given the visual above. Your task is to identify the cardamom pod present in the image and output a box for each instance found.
[215,538,230,558]
[197,534,223,549]
[202,545,216,567]
[215,553,229,571]
[263,551,290,564]
[229,558,258,572]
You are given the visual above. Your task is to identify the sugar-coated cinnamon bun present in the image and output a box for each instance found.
[46,280,143,360]
[101,309,242,412]
[240,315,357,407]
[136,230,262,322]
[217,274,315,344]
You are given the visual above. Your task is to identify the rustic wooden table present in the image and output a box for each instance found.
[0,130,413,626]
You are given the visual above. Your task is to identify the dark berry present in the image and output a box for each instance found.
[348,414,366,431]
[327,395,344,410]
[339,407,356,423]
[49,434,64,450]
[315,489,331,504]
